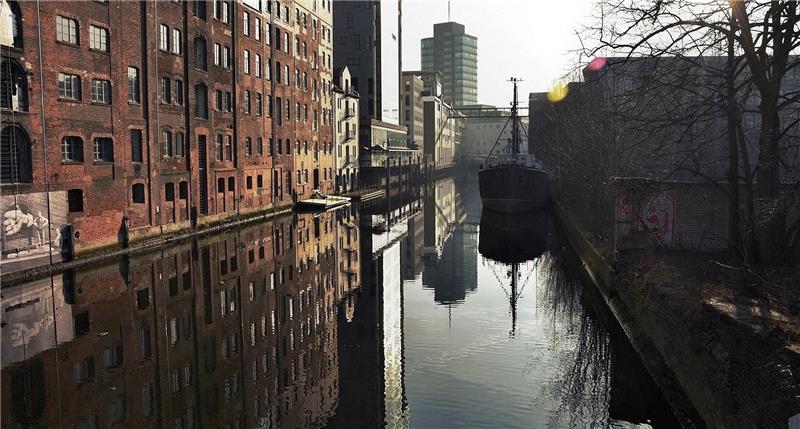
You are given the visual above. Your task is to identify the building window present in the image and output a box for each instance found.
[93,137,113,162]
[174,79,184,105]
[89,25,109,52]
[161,77,171,104]
[254,17,261,40]
[2,0,22,48]
[61,136,83,162]
[255,92,262,116]
[225,135,232,160]
[165,182,175,201]
[56,16,78,45]
[130,129,143,162]
[159,24,169,50]
[215,134,223,161]
[214,43,221,66]
[161,130,173,158]
[228,177,234,192]
[243,90,250,114]
[132,183,145,203]
[127,66,140,103]
[244,137,252,156]
[74,356,94,384]
[217,177,224,192]
[172,28,181,54]
[68,189,84,212]
[175,132,185,157]
[223,46,230,68]
[225,91,232,112]
[194,37,207,70]
[58,72,81,100]
[246,176,253,190]
[90,79,111,104]
[0,125,31,183]
[256,137,263,155]
[194,83,208,119]
[255,54,261,77]
[193,0,207,19]
[243,49,250,74]
[179,181,188,200]
[215,89,223,111]
[1,59,28,111]
[242,11,249,36]
[221,1,230,24]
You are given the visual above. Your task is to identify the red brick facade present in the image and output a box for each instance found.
[0,0,335,263]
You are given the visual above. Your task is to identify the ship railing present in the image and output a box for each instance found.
[484,153,540,169]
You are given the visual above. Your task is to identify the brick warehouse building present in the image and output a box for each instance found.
[0,0,335,271]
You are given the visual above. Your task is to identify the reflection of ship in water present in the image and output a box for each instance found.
[479,209,551,334]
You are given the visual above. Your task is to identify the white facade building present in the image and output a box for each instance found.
[333,66,360,192]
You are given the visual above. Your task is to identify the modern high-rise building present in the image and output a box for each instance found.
[421,22,478,107]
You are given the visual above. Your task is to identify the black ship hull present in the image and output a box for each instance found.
[478,166,548,213]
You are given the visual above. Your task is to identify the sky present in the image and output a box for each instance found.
[401,0,596,107]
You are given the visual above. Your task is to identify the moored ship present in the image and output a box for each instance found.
[479,78,548,212]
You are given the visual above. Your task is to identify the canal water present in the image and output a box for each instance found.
[1,176,679,428]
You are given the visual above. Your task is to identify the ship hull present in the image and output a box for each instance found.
[479,166,548,213]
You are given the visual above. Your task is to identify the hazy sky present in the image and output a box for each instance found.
[401,0,595,107]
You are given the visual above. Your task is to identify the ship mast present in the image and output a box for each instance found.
[509,77,522,156]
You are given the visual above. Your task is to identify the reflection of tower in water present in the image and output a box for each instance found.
[421,177,479,307]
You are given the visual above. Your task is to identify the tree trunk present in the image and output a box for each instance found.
[755,101,785,262]
[726,26,742,256]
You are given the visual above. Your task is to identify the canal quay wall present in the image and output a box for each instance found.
[1,204,293,288]
[553,200,800,429]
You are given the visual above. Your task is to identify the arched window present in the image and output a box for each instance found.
[194,83,208,119]
[194,37,207,70]
[0,125,32,183]
[0,0,22,48]
[1,58,27,111]
[161,130,172,158]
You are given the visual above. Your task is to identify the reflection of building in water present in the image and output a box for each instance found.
[336,205,361,297]
[423,177,462,259]
[420,177,477,304]
[1,207,359,429]
[331,196,413,428]
[401,211,425,280]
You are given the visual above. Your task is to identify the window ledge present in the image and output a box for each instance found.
[93,161,114,165]
[90,102,111,106]
[0,108,29,114]
[61,161,84,165]
[55,41,80,48]
[128,101,142,106]
[88,48,110,54]
[57,98,82,103]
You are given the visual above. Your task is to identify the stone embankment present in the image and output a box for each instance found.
[554,202,800,429]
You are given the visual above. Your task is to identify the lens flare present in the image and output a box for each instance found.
[547,83,569,103]
[587,57,607,71]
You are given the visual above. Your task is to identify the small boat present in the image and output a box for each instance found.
[479,77,548,212]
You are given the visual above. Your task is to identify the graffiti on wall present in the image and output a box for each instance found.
[1,191,67,264]
[616,192,676,248]
[1,276,73,368]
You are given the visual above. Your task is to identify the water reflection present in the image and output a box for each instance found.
[2,207,360,429]
[2,177,679,429]
[479,209,551,336]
